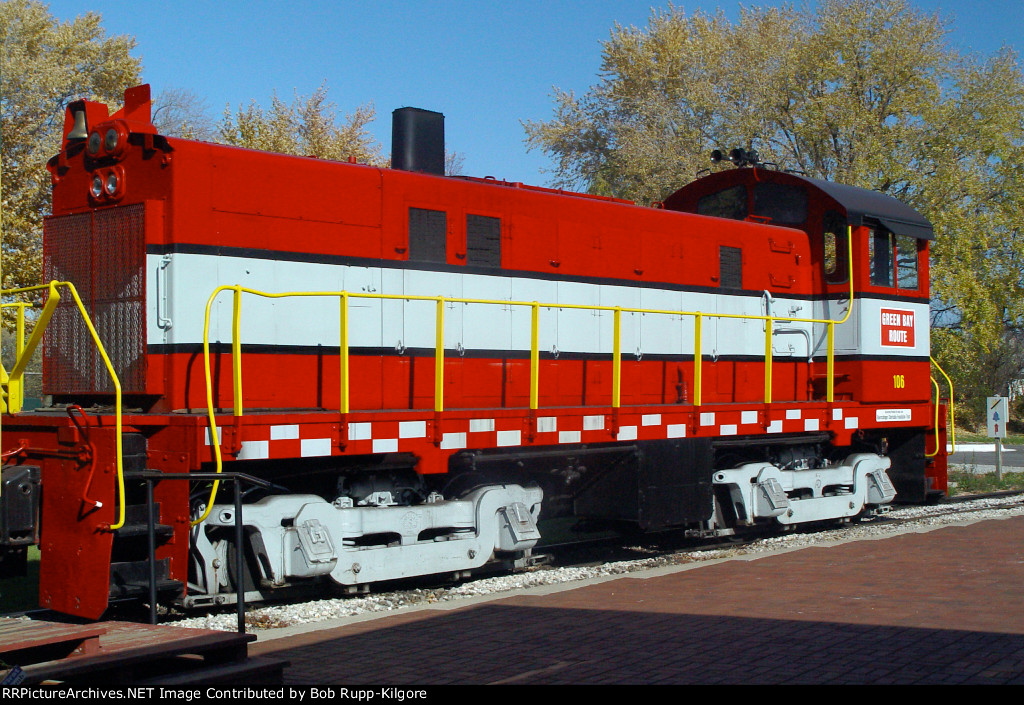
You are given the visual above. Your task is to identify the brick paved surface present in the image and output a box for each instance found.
[249,516,1024,684]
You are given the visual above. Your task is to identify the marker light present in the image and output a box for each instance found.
[105,172,119,196]
[90,175,103,199]
[87,132,102,156]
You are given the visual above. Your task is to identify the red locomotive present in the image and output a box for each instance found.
[0,86,950,619]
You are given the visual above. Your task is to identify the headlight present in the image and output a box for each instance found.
[87,132,102,156]
[104,128,119,153]
[90,175,103,199]
[104,172,119,196]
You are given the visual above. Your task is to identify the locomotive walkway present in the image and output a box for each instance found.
[248,515,1024,685]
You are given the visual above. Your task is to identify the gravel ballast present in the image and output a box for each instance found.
[170,494,1024,635]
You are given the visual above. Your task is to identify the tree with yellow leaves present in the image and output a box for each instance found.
[525,0,1024,424]
[0,0,141,294]
[218,84,384,165]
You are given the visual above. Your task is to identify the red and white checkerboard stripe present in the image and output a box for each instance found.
[203,404,913,462]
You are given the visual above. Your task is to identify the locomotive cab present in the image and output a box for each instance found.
[662,166,933,303]
[663,165,940,502]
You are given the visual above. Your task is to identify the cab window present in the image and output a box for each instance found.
[869,229,894,287]
[895,234,919,290]
[869,226,920,290]
[823,211,848,284]
[752,183,807,225]
[697,185,747,220]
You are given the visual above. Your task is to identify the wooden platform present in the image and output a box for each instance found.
[0,618,286,685]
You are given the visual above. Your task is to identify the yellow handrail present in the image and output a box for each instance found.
[196,231,856,518]
[0,281,126,530]
[0,302,31,413]
[694,313,703,406]
[339,292,350,414]
[928,376,941,458]
[612,307,622,408]
[435,298,444,413]
[927,356,957,457]
[204,285,854,417]
[529,303,540,409]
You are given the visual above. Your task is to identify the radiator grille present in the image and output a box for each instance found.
[43,204,147,394]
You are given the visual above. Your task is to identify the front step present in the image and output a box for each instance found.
[113,502,175,540]
[109,558,184,601]
[109,501,182,602]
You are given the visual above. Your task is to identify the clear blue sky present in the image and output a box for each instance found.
[42,0,1024,185]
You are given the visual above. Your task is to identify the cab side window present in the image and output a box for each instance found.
[869,226,920,290]
[869,228,894,287]
[823,211,848,284]
[895,234,919,290]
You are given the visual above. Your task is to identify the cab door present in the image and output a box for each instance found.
[816,210,858,354]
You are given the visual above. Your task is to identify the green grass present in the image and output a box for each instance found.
[948,467,1024,496]
[0,546,39,613]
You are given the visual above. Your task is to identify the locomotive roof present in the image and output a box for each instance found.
[788,172,934,240]
[666,168,934,240]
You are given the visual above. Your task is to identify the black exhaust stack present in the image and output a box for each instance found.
[392,107,445,175]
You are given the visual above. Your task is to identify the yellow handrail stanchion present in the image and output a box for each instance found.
[13,304,24,411]
[826,322,835,403]
[15,303,24,359]
[930,356,956,454]
[926,376,942,458]
[0,302,30,412]
[197,284,232,526]
[612,307,622,408]
[9,304,25,412]
[232,286,243,417]
[693,313,703,406]
[530,303,539,410]
[340,293,350,415]
[435,297,445,413]
[764,316,774,403]
[835,226,856,326]
[0,365,9,415]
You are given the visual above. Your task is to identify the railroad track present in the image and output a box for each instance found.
[7,490,1023,631]
[540,489,1024,565]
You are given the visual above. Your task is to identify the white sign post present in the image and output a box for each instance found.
[987,396,1009,480]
